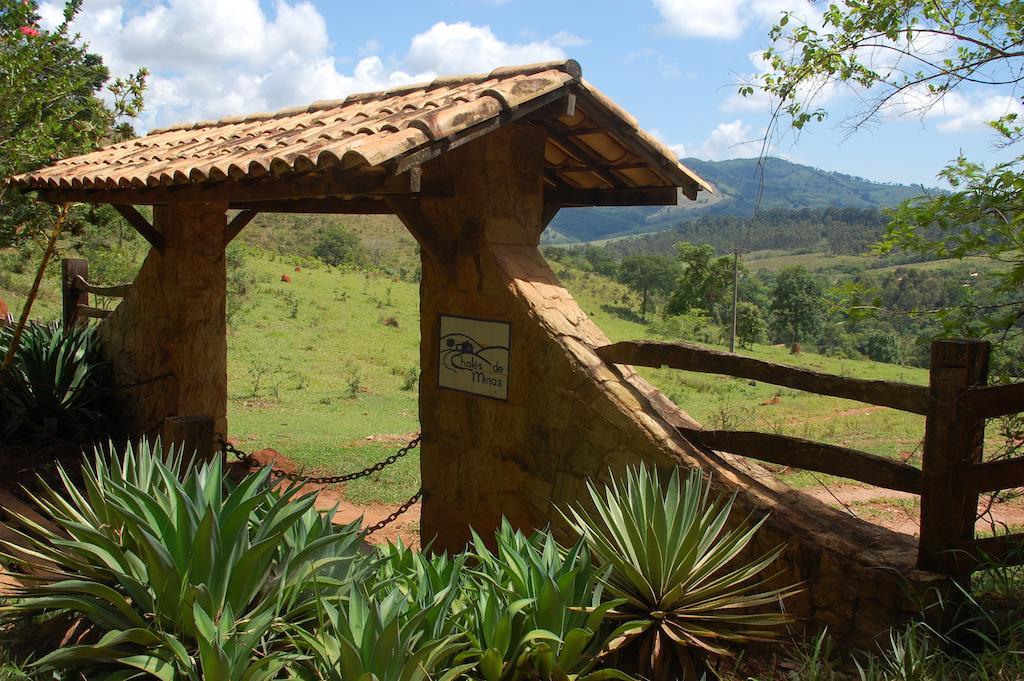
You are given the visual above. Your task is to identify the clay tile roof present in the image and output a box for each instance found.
[10,60,712,202]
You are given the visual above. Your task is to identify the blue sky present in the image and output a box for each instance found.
[39,0,1022,187]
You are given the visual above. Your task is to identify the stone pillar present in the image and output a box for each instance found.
[417,124,548,545]
[97,203,228,443]
[415,125,946,647]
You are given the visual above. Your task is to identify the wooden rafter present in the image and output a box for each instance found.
[224,210,258,245]
[38,168,441,207]
[228,198,393,214]
[386,197,455,280]
[572,91,700,199]
[541,122,624,189]
[113,204,164,252]
[545,187,678,207]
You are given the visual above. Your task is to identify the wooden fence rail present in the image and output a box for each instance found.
[596,337,1024,578]
[61,259,128,328]
[597,340,930,414]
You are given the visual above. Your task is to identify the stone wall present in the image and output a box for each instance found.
[416,125,946,647]
[97,203,228,443]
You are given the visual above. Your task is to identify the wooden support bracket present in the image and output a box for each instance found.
[225,209,258,245]
[113,205,164,252]
[541,203,561,230]
[386,197,456,280]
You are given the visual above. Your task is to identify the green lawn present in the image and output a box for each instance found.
[0,245,956,503]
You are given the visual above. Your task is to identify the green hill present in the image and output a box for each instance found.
[546,157,926,243]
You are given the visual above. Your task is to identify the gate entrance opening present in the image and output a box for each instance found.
[16,60,940,645]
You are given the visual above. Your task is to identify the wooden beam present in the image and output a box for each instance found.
[955,457,1024,495]
[113,204,164,252]
[596,340,931,414]
[523,93,576,120]
[573,91,703,199]
[680,427,924,494]
[224,209,258,245]
[961,381,1024,419]
[919,339,990,575]
[386,197,455,280]
[542,122,625,189]
[62,259,89,328]
[37,168,442,207]
[541,203,561,230]
[545,186,679,207]
[72,275,130,298]
[228,198,393,214]
[76,304,112,319]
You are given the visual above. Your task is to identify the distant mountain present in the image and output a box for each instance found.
[545,157,926,244]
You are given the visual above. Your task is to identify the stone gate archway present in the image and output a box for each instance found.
[12,60,944,646]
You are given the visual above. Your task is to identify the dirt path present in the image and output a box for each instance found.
[801,483,1024,537]
[226,444,422,549]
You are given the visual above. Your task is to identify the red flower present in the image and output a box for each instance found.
[19,25,40,37]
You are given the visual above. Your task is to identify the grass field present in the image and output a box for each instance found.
[0,239,994,510]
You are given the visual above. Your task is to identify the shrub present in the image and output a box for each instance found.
[1,441,367,679]
[857,330,902,364]
[313,225,362,267]
[563,465,798,681]
[648,310,721,344]
[0,321,110,439]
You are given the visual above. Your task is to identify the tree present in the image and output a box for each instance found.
[666,243,735,319]
[313,225,362,267]
[857,330,902,364]
[616,255,677,319]
[735,301,768,348]
[748,0,1024,364]
[0,0,147,248]
[770,266,824,344]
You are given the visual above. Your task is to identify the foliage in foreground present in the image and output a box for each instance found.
[564,466,798,681]
[0,321,111,440]
[0,444,794,680]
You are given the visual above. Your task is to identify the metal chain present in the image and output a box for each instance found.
[218,435,421,485]
[216,434,424,535]
[363,488,422,537]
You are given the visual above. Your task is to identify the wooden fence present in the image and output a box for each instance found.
[595,338,1024,577]
[61,259,130,328]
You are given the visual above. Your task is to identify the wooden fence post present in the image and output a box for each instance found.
[61,259,89,329]
[918,339,990,574]
[162,415,216,469]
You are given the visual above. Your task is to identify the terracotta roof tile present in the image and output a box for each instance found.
[11,60,713,199]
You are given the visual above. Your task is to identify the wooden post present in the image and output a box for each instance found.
[162,415,215,469]
[918,339,990,574]
[61,259,89,329]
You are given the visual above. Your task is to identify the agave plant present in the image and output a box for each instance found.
[0,440,367,679]
[374,539,469,641]
[0,321,110,439]
[562,465,799,681]
[459,521,632,681]
[291,584,473,681]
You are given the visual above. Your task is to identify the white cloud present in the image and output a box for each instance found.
[722,49,840,114]
[691,120,764,159]
[935,93,1024,133]
[652,121,763,161]
[653,0,821,40]
[45,3,575,131]
[405,21,566,75]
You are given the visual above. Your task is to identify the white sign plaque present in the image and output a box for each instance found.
[438,315,510,400]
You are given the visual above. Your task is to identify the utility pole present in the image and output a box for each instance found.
[729,250,739,353]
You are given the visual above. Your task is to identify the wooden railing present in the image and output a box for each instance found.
[61,259,129,327]
[596,338,1024,577]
